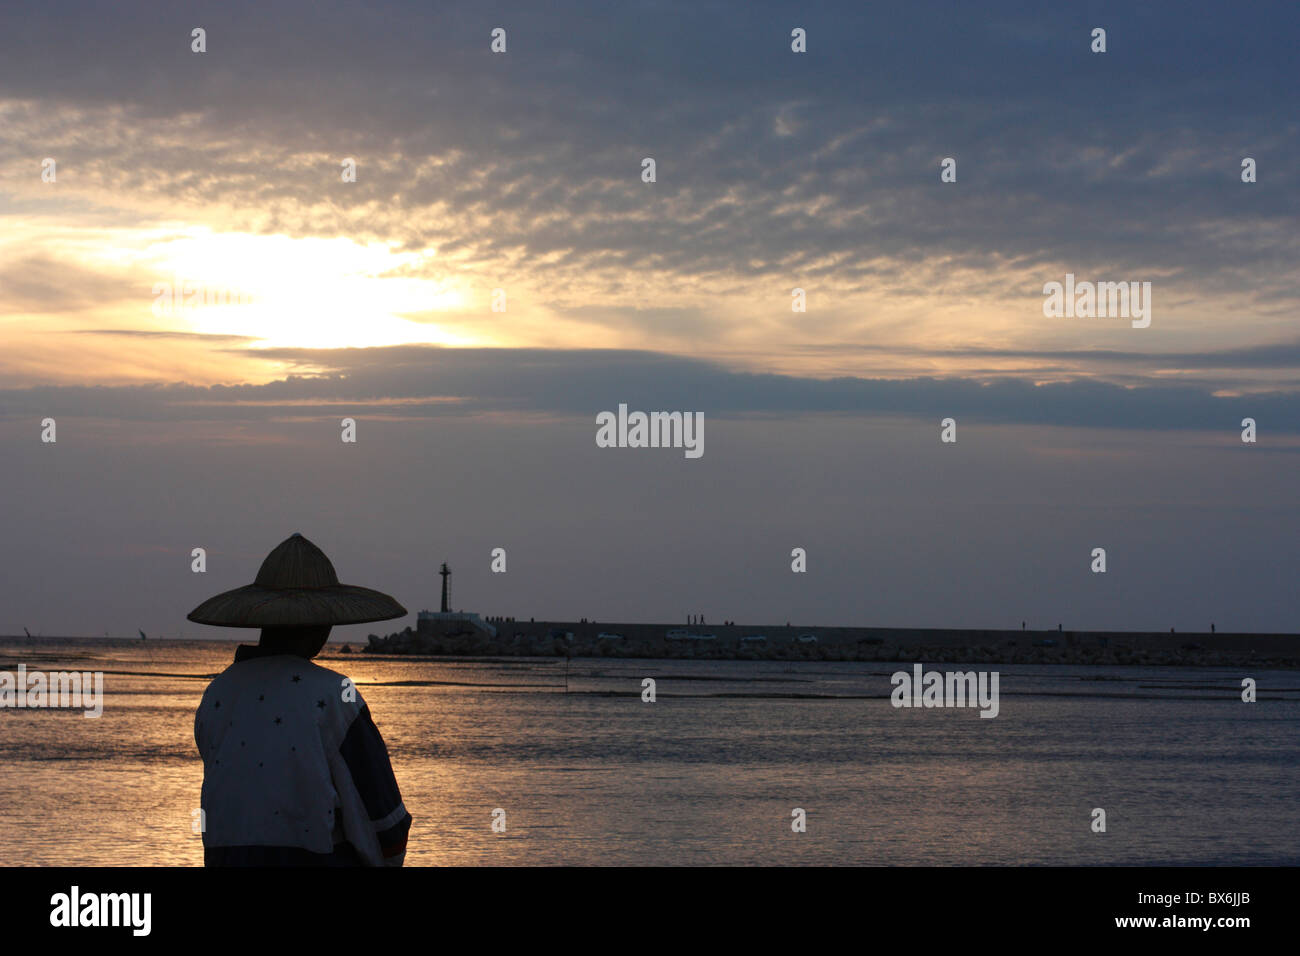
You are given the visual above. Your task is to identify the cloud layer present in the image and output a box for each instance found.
[4,345,1299,437]
[2,0,1296,386]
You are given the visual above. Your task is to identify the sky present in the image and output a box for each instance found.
[0,0,1296,637]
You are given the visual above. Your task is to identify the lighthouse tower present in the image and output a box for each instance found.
[417,560,497,638]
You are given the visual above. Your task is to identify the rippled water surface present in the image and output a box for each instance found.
[1,638,1296,865]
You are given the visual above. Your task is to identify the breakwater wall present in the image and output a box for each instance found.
[364,620,1299,668]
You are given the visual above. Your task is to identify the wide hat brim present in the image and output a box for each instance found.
[187,583,407,628]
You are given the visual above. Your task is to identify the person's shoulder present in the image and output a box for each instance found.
[195,661,242,724]
[303,660,365,711]
[200,660,241,693]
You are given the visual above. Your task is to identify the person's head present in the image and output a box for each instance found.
[258,624,332,659]
[187,533,406,645]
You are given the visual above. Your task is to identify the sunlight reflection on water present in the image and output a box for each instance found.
[1,639,1296,866]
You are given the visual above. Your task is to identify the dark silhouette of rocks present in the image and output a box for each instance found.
[364,621,1298,669]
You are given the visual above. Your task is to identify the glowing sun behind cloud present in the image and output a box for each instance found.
[149,228,471,349]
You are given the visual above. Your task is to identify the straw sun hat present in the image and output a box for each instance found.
[187,533,407,628]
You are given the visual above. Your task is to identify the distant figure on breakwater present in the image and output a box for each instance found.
[187,533,412,867]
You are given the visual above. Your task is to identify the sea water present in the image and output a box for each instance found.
[0,638,1296,866]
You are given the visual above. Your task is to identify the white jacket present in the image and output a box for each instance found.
[195,648,411,866]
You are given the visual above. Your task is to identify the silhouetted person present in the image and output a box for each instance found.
[188,533,411,866]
